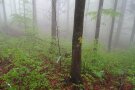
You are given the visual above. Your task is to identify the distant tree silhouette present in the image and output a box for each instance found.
[115,0,127,47]
[2,0,7,25]
[108,0,118,51]
[94,0,104,50]
[32,0,37,30]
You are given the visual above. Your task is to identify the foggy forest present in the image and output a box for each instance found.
[0,0,135,90]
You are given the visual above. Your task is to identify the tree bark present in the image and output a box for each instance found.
[114,0,127,47]
[108,0,118,51]
[70,0,86,85]
[51,0,57,40]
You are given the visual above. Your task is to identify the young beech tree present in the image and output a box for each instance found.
[115,0,127,47]
[23,0,26,30]
[94,0,104,49]
[84,0,91,31]
[19,0,21,14]
[10,0,13,15]
[130,16,135,45]
[66,0,70,31]
[51,0,57,40]
[2,0,7,25]
[13,0,17,14]
[32,0,37,30]
[70,0,86,84]
[129,0,135,45]
[108,0,118,51]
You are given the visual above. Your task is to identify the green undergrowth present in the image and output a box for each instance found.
[0,34,135,89]
[0,34,51,89]
[82,42,135,85]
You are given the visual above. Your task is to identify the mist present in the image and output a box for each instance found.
[0,0,135,89]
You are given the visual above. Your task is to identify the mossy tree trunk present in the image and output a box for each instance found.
[70,0,86,85]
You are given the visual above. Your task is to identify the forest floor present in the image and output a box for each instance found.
[0,35,135,90]
[0,57,134,90]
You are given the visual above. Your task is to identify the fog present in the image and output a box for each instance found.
[1,0,135,89]
[0,0,135,50]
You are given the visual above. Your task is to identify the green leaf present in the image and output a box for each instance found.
[87,8,120,20]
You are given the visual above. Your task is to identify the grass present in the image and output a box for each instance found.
[0,33,135,89]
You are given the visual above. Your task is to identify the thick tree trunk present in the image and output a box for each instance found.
[2,0,7,24]
[130,16,135,45]
[108,0,118,51]
[51,0,57,40]
[115,0,127,47]
[32,0,37,30]
[94,0,104,48]
[70,0,86,85]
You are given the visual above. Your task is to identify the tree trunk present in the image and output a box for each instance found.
[108,0,118,51]
[84,0,91,31]
[130,16,135,45]
[66,0,70,31]
[51,0,57,40]
[23,0,26,30]
[19,0,21,14]
[10,0,13,15]
[70,0,86,85]
[32,0,37,30]
[114,0,127,47]
[2,0,7,25]
[13,0,17,14]
[94,0,104,49]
